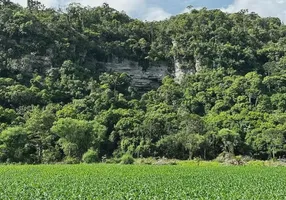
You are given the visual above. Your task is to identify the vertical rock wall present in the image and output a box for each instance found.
[100,39,203,90]
[174,58,195,83]
[102,58,169,91]
[172,40,201,83]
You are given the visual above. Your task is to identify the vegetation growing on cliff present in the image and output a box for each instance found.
[1,1,286,163]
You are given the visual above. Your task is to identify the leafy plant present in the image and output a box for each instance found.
[120,154,135,164]
[82,149,99,163]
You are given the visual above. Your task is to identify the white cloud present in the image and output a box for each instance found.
[12,0,144,11]
[70,0,171,21]
[181,7,191,14]
[12,0,58,7]
[180,0,286,23]
[180,6,203,14]
[222,0,286,22]
[11,0,171,21]
[68,0,145,14]
[144,7,172,21]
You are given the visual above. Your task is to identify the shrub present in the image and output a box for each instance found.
[215,152,235,163]
[64,156,80,164]
[240,156,253,162]
[120,154,134,164]
[178,160,220,167]
[154,157,177,165]
[216,153,247,166]
[42,148,61,164]
[82,149,99,164]
[247,160,265,166]
[105,158,121,164]
[135,157,156,165]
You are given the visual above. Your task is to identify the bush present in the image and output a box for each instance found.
[215,152,235,163]
[247,160,265,166]
[215,153,247,166]
[178,160,220,167]
[105,158,121,164]
[240,156,253,162]
[154,157,177,165]
[120,154,134,164]
[135,157,156,165]
[64,156,80,164]
[82,149,99,163]
[42,148,61,164]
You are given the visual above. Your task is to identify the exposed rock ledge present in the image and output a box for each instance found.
[101,58,169,91]
[100,55,200,91]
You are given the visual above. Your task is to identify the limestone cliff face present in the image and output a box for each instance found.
[173,57,202,83]
[174,58,195,83]
[101,58,169,91]
[100,39,202,90]
[172,40,202,83]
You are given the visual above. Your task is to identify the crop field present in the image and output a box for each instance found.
[0,164,285,199]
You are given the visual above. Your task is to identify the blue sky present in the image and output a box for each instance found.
[12,0,286,22]
[139,0,234,20]
[150,0,233,14]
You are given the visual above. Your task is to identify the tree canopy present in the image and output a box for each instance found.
[1,2,286,163]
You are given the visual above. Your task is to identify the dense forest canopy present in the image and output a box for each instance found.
[1,0,286,163]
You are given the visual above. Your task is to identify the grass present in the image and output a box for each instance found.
[177,160,221,167]
[0,164,286,199]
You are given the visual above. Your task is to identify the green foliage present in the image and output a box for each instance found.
[1,165,286,199]
[82,149,99,163]
[246,160,265,166]
[1,3,286,163]
[120,153,134,164]
[0,127,29,163]
[63,156,80,164]
[51,118,104,160]
[218,129,240,154]
[177,160,220,167]
[135,157,156,165]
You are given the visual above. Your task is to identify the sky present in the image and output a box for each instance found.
[11,0,286,22]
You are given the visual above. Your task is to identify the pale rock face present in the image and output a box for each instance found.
[101,52,201,91]
[102,58,169,91]
[195,58,202,72]
[173,58,195,83]
[172,40,200,83]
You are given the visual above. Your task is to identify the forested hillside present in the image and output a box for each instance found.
[1,1,286,164]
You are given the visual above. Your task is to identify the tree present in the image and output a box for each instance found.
[0,0,11,6]
[262,128,284,159]
[0,127,29,163]
[27,0,44,10]
[218,129,240,155]
[51,118,105,159]
[24,106,57,163]
[82,148,99,163]
[180,133,204,159]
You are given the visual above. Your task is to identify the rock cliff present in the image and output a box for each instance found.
[100,53,200,91]
[101,57,170,91]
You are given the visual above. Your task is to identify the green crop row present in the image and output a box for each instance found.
[0,164,285,199]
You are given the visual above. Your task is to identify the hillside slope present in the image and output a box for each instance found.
[0,2,286,163]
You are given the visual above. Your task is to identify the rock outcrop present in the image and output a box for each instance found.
[174,58,195,83]
[100,38,203,90]
[102,57,169,91]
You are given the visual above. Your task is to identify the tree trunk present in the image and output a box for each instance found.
[272,149,276,159]
[189,151,193,160]
[203,148,206,160]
